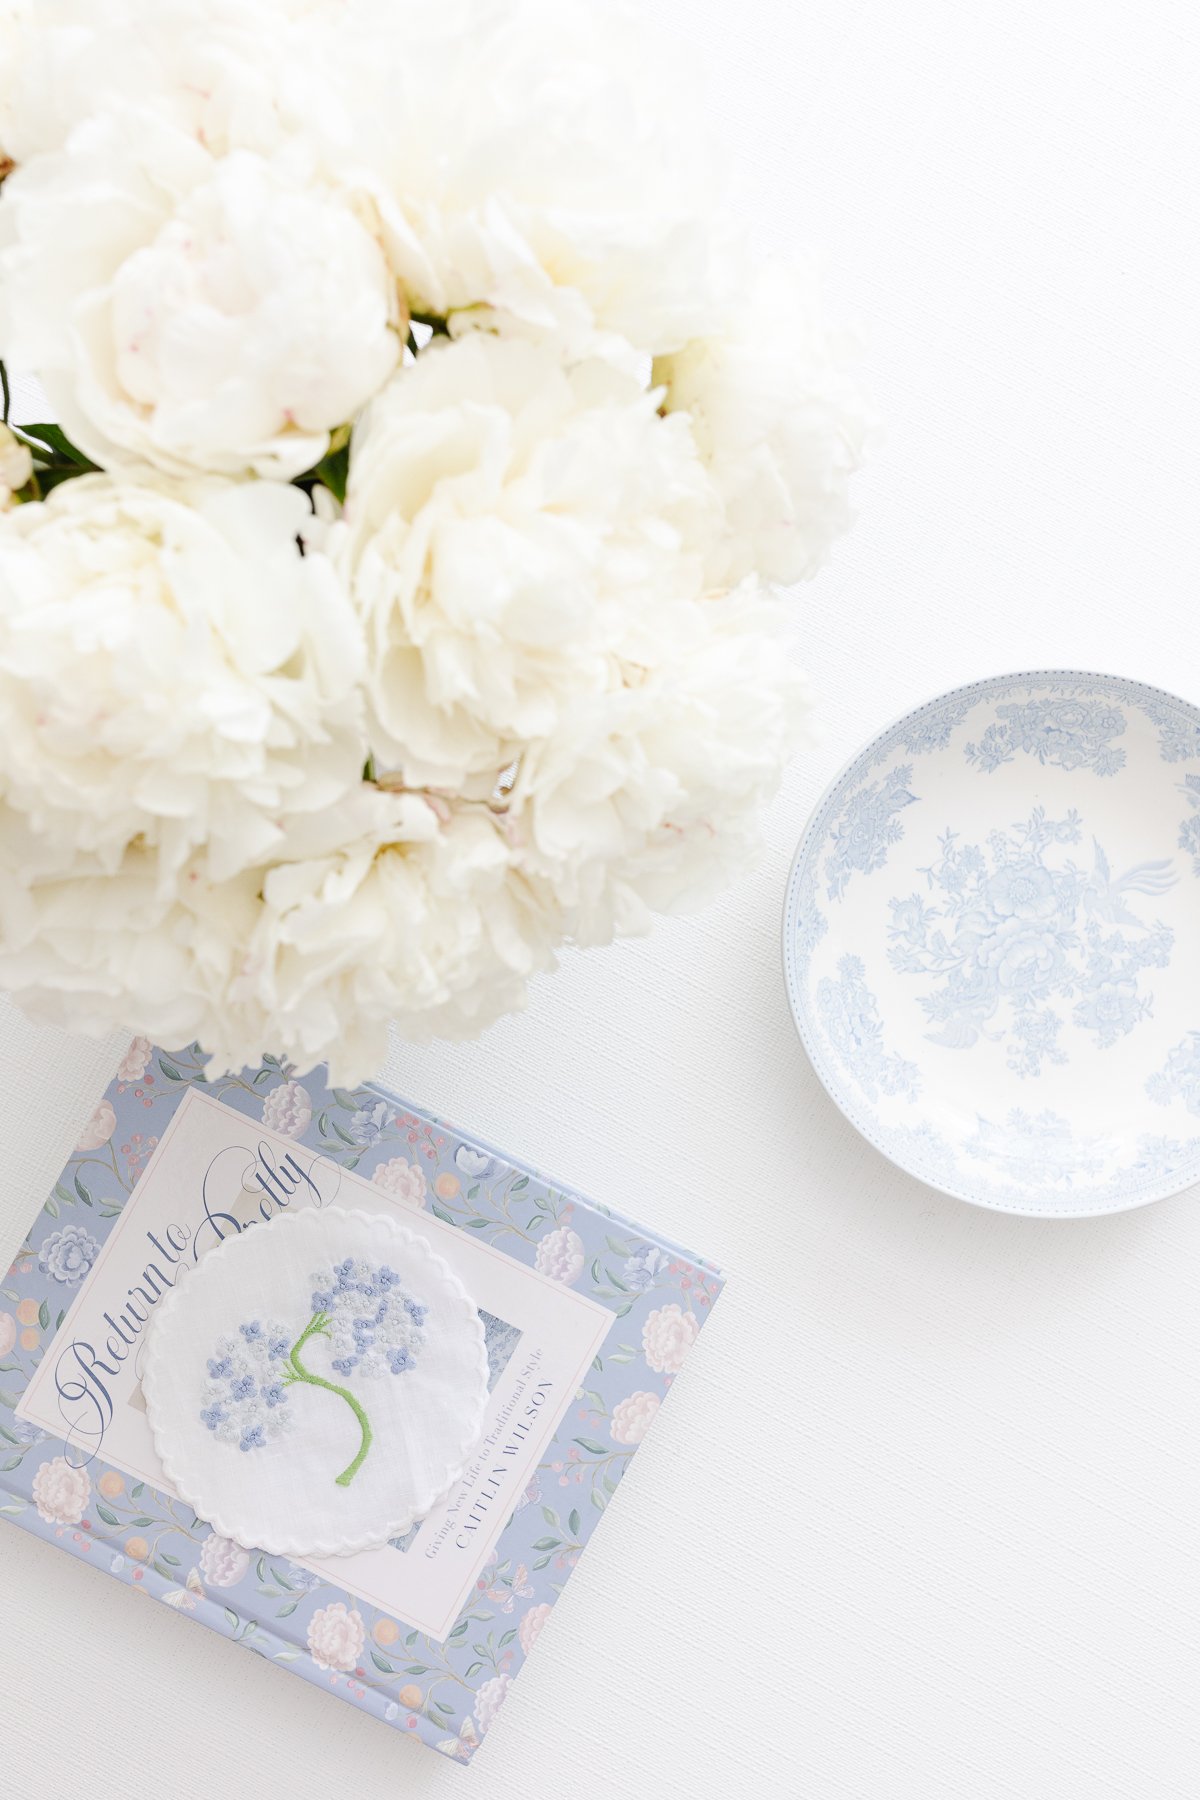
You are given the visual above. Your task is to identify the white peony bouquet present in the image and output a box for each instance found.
[0,0,865,1081]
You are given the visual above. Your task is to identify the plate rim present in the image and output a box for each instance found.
[781,667,1200,1219]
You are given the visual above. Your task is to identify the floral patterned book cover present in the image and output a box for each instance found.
[0,1045,722,1762]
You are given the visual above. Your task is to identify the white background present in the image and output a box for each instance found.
[3,2,1200,1795]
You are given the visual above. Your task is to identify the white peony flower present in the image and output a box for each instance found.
[0,0,360,169]
[517,1601,552,1657]
[242,796,557,1056]
[306,1600,365,1672]
[0,472,367,890]
[473,1670,513,1734]
[372,1157,428,1207]
[117,1036,153,1084]
[641,1304,699,1374]
[609,1389,661,1444]
[261,1080,313,1139]
[198,1532,250,1588]
[534,1225,585,1285]
[341,0,726,364]
[0,0,33,167]
[76,1099,117,1153]
[339,332,713,787]
[31,1454,90,1524]
[654,263,868,588]
[0,111,402,479]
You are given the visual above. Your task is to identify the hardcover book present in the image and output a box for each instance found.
[0,1045,722,1762]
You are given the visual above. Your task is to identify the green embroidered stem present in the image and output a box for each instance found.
[286,1312,373,1487]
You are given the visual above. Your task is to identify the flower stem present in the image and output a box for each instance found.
[287,1312,373,1486]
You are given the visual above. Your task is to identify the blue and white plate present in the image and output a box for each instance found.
[783,672,1200,1216]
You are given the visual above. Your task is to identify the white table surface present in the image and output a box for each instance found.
[5,3,1200,1795]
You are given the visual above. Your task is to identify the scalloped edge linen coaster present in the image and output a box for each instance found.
[142,1208,488,1556]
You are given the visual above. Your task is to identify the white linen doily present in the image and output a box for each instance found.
[142,1207,488,1557]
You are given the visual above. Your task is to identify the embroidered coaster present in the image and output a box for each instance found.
[142,1208,488,1556]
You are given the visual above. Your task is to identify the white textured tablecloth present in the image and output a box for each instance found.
[5,3,1200,1795]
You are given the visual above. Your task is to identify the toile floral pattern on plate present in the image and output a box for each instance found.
[784,672,1200,1216]
[0,1049,722,1761]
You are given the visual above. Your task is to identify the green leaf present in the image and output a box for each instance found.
[511,1175,528,1191]
[615,1300,633,1319]
[592,1489,607,1510]
[568,1509,580,1537]
[37,1299,49,1331]
[532,1553,552,1571]
[472,1642,489,1660]
[606,1236,631,1256]
[331,1118,356,1146]
[531,1536,560,1552]
[23,466,77,496]
[573,1438,606,1456]
[158,1059,182,1081]
[499,1629,517,1648]
[370,1650,395,1674]
[541,1505,559,1527]
[131,1483,144,1498]
[271,1564,293,1591]
[317,1111,330,1136]
[465,1218,489,1230]
[131,1515,154,1527]
[159,1551,180,1566]
[331,1087,360,1110]
[96,1503,120,1527]
[467,1184,479,1201]
[276,1600,299,1619]
[430,1202,456,1226]
[73,1174,92,1205]
[312,440,350,504]
[18,422,98,467]
[99,1204,122,1219]
[405,1630,418,1647]
[404,1662,429,1675]
[223,1608,239,1630]
[0,1424,17,1444]
[55,1309,65,1332]
[1,1455,23,1473]
[43,1196,58,1219]
[252,1068,271,1085]
[54,1184,74,1207]
[464,1661,483,1679]
[447,1618,469,1639]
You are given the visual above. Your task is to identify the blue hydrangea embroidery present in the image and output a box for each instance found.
[198,1258,427,1486]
